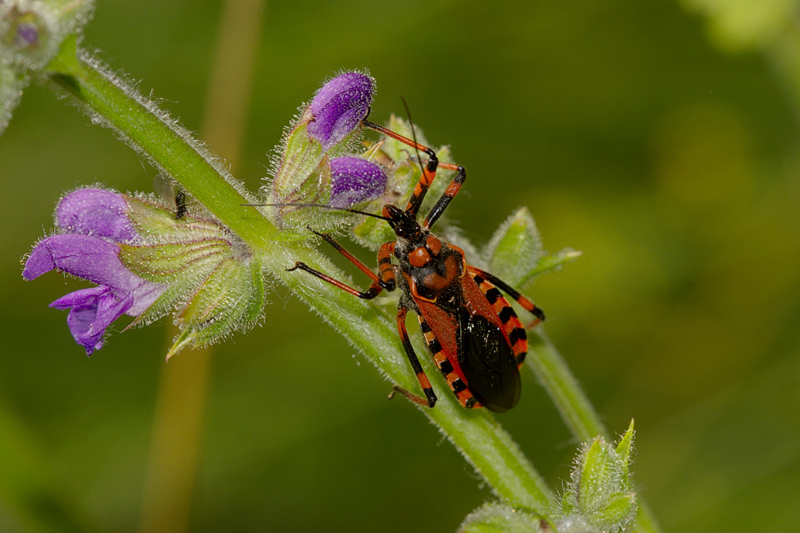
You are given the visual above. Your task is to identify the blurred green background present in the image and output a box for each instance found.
[2,0,800,531]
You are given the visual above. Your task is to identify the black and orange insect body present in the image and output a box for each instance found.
[288,119,545,412]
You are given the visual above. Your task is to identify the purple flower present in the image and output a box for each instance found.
[15,24,39,47]
[307,72,374,150]
[329,157,387,208]
[23,190,166,354]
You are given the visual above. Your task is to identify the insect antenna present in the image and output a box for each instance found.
[242,202,391,222]
[400,96,429,189]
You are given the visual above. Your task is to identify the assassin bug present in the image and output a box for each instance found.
[288,118,545,412]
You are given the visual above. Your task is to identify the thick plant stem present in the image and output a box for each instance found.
[43,37,555,513]
[45,36,277,249]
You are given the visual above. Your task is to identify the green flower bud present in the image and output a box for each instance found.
[0,0,94,133]
[0,0,94,70]
[557,421,638,533]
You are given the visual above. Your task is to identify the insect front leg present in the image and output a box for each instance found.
[389,305,438,408]
[363,119,465,221]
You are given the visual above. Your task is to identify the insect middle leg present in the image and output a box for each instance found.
[288,227,396,299]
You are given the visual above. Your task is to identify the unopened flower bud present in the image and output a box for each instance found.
[307,72,374,150]
[329,156,387,209]
[0,0,95,134]
[557,422,637,532]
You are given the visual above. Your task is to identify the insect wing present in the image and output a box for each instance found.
[456,306,521,412]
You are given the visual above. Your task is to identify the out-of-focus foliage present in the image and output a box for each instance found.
[1,0,799,532]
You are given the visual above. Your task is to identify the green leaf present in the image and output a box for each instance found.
[486,207,580,290]
[486,206,543,288]
[522,249,582,287]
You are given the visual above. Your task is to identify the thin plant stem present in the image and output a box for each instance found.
[527,330,662,532]
[137,1,267,532]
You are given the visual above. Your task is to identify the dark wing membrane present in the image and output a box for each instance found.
[456,307,521,412]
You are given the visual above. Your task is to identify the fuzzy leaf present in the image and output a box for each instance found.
[486,206,581,289]
[486,207,543,287]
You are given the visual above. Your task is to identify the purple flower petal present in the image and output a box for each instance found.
[23,234,136,288]
[307,72,373,150]
[26,234,169,355]
[329,157,387,208]
[51,286,134,355]
[56,188,138,242]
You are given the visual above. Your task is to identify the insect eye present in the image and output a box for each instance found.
[409,247,432,268]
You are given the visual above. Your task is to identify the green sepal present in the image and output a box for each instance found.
[168,255,265,359]
[578,438,615,513]
[593,494,637,530]
[270,115,327,207]
[118,238,230,283]
[486,206,580,289]
[615,420,635,491]
[123,195,221,240]
[458,503,549,533]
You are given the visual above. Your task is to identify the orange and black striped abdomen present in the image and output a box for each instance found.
[413,297,479,409]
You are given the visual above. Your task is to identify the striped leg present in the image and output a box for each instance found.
[389,306,438,408]
[468,267,546,325]
[468,268,533,366]
[287,227,396,299]
[363,119,464,222]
